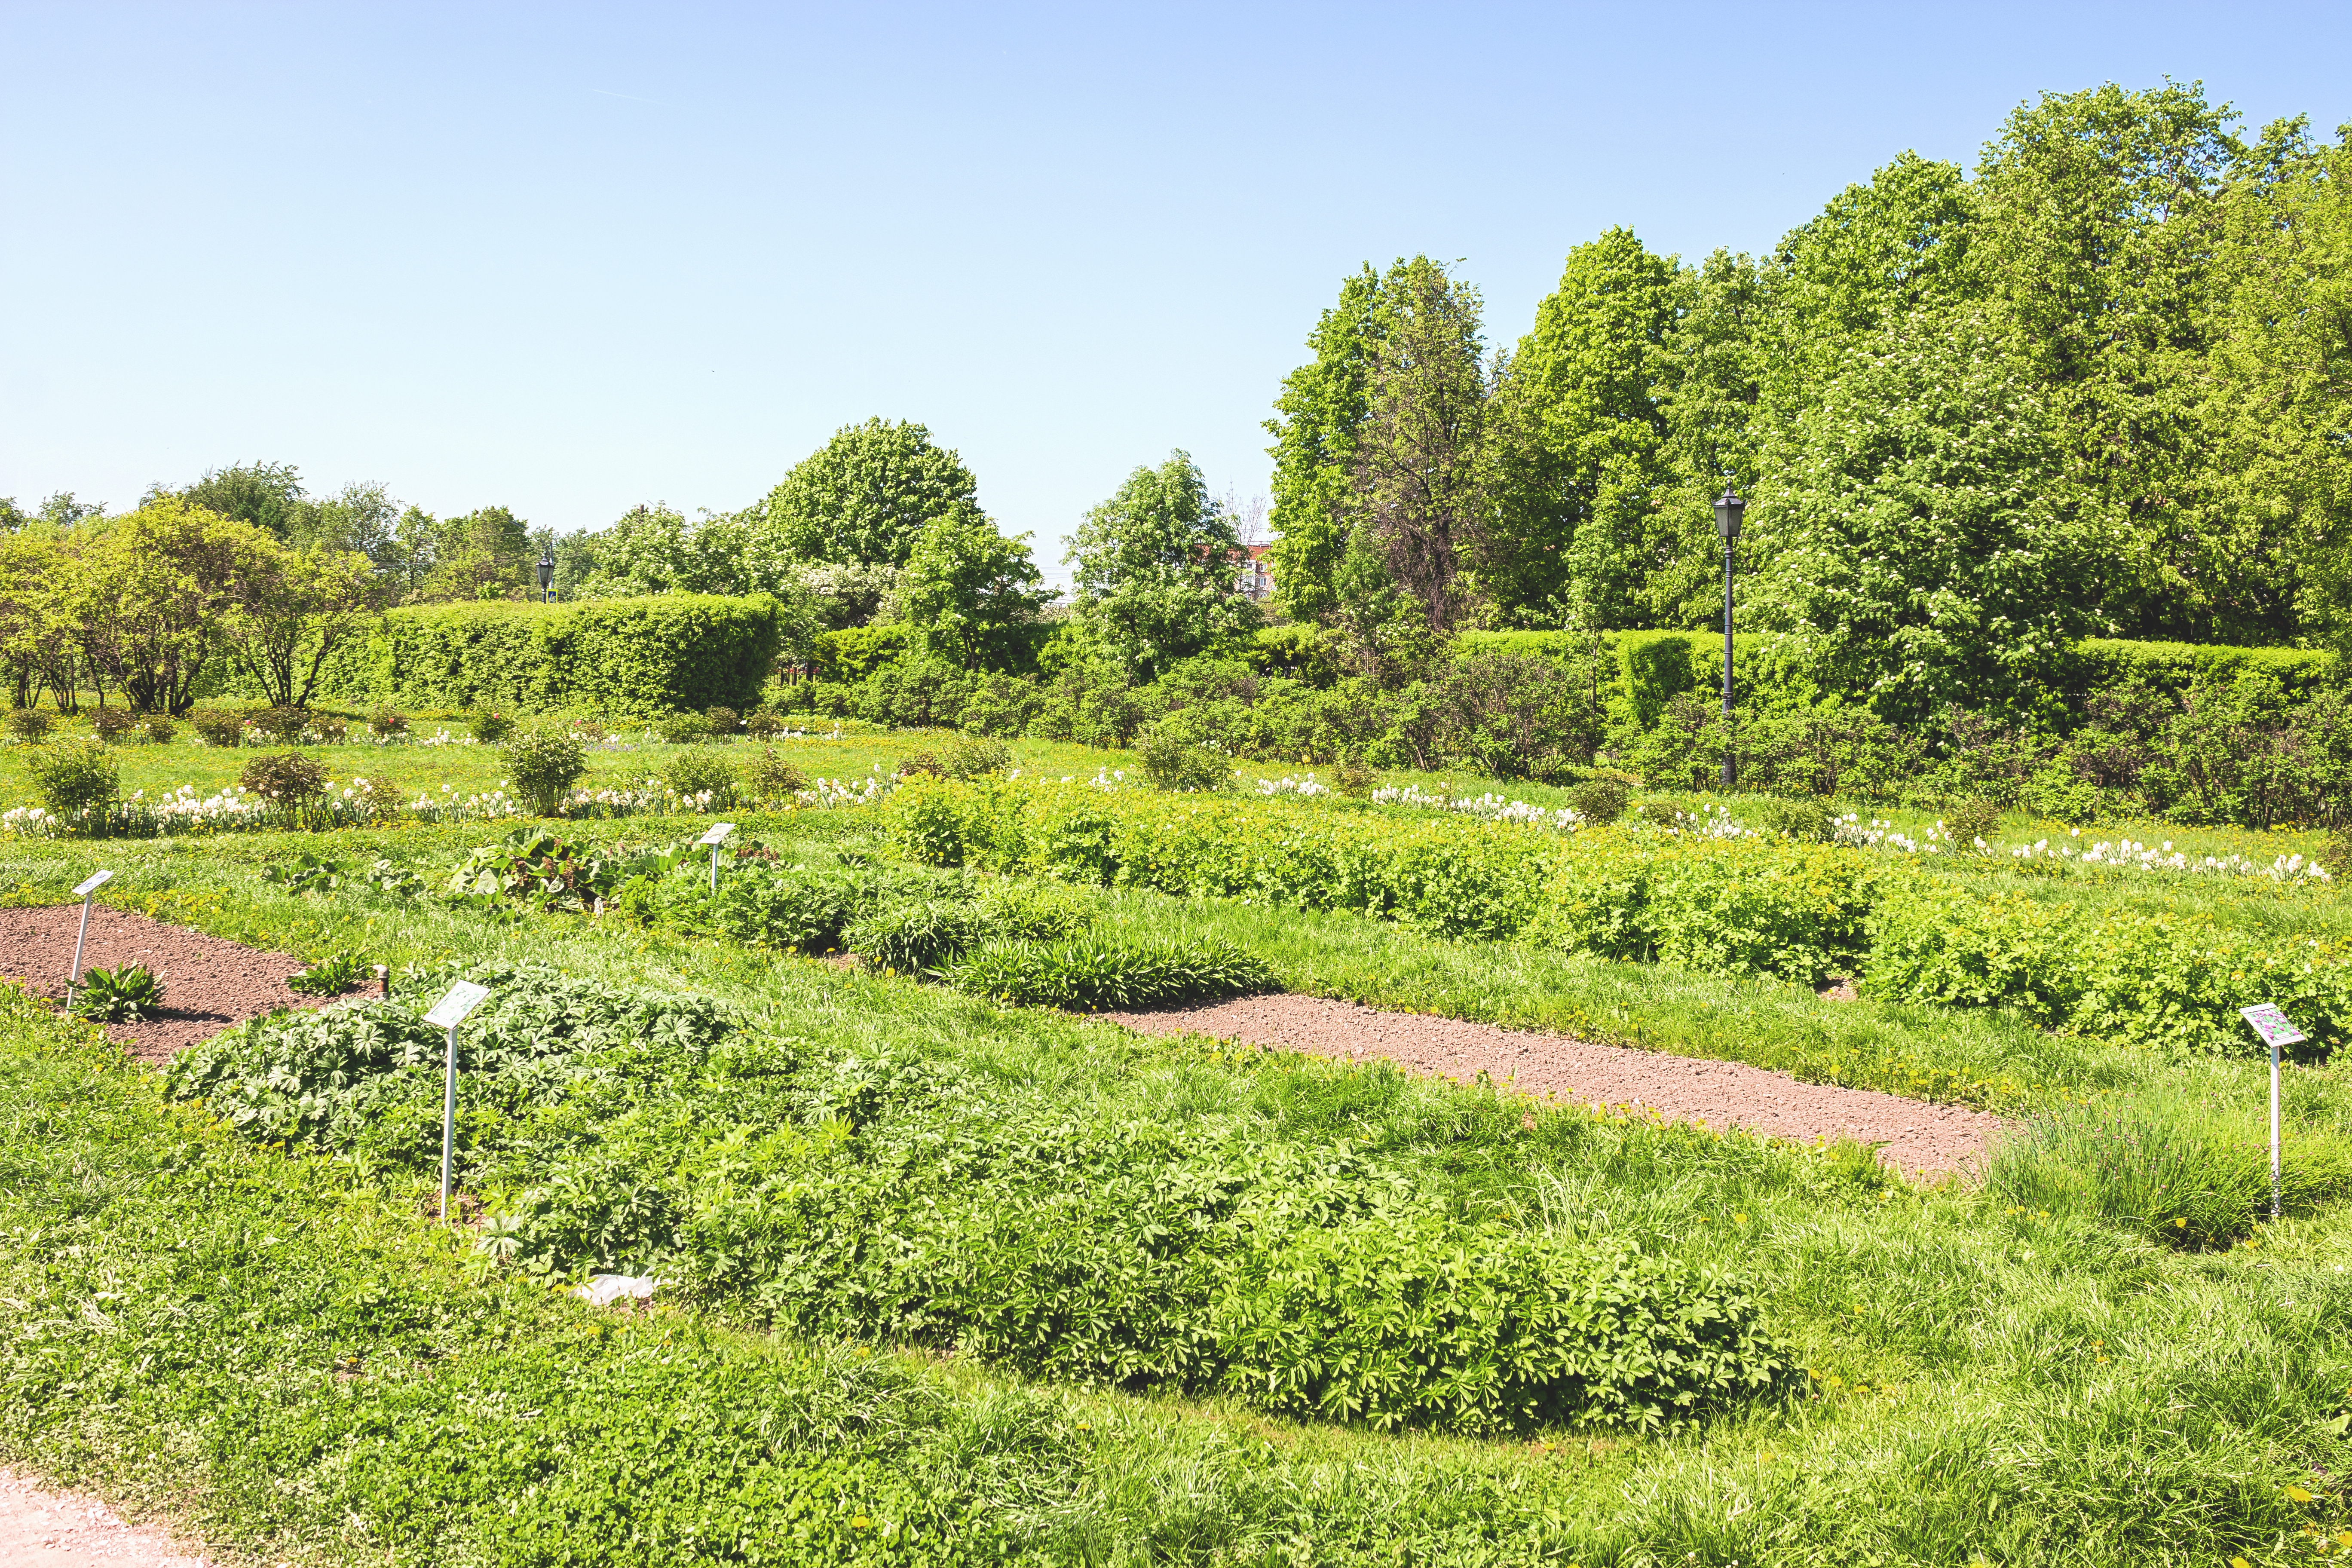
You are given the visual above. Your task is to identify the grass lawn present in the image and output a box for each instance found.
[1,814,2350,1562]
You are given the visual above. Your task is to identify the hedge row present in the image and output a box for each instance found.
[235,595,782,714]
[165,962,1785,1434]
[1453,629,2338,727]
[885,778,2352,1056]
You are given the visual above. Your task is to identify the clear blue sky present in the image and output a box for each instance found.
[5,1,2347,583]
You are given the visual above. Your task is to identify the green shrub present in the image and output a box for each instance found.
[1943,797,2001,848]
[136,714,175,744]
[705,705,741,738]
[971,877,1098,942]
[847,900,984,975]
[369,706,410,735]
[1566,775,1632,825]
[1138,726,1231,793]
[191,710,245,748]
[744,709,786,739]
[259,849,346,894]
[286,595,782,715]
[1212,1219,1785,1432]
[945,935,1273,1010]
[500,726,588,812]
[939,732,1012,779]
[469,709,515,744]
[1335,754,1378,798]
[89,707,137,743]
[239,750,330,809]
[70,962,164,1022]
[288,950,370,996]
[1757,796,1834,842]
[664,748,736,808]
[24,739,118,824]
[249,705,309,744]
[659,711,711,745]
[4,707,52,744]
[743,747,806,806]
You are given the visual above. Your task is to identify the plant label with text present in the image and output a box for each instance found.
[423,980,493,1031]
[697,822,736,846]
[2241,1003,2307,1048]
[73,870,114,898]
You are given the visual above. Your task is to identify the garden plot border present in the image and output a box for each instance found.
[1099,993,2009,1179]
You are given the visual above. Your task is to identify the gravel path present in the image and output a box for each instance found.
[0,904,339,1063]
[1100,994,2008,1179]
[0,1471,214,1565]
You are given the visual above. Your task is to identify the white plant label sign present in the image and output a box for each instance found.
[697,822,736,846]
[73,870,113,897]
[423,980,493,1031]
[2241,1003,2307,1048]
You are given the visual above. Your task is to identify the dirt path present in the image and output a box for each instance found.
[0,905,334,1064]
[1100,994,2008,1179]
[0,1471,215,1566]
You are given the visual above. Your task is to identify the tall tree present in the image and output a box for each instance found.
[1485,227,1679,628]
[176,461,310,540]
[1353,257,1491,633]
[75,499,279,714]
[750,419,986,580]
[1066,450,1257,681]
[895,514,1050,665]
[1263,266,1387,622]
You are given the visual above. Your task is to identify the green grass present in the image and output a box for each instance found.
[6,829,2352,1562]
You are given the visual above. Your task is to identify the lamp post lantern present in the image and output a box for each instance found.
[1713,485,1745,791]
[536,549,555,604]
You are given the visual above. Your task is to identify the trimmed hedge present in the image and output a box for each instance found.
[276,595,781,715]
[2070,639,2335,704]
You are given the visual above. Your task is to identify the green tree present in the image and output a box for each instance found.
[222,545,386,708]
[896,514,1050,665]
[1264,266,1387,622]
[417,506,534,601]
[1750,308,2115,723]
[571,504,750,598]
[176,462,310,540]
[1066,451,1257,681]
[750,419,985,579]
[1485,227,1679,627]
[2200,121,2352,649]
[75,499,281,714]
[1646,249,1770,628]
[1353,257,1491,632]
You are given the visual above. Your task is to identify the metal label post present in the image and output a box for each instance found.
[2241,1003,2308,1222]
[698,821,735,893]
[65,869,114,1007]
[423,980,493,1222]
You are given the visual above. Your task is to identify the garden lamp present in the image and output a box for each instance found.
[537,549,555,603]
[1714,485,1744,790]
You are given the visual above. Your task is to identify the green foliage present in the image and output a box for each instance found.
[663,747,737,808]
[238,750,328,809]
[446,826,632,912]
[313,595,781,715]
[1066,451,1259,682]
[937,732,1012,780]
[70,962,164,1021]
[259,849,346,893]
[467,708,514,744]
[743,747,807,805]
[24,738,118,822]
[89,706,136,742]
[3,707,51,743]
[1136,724,1231,793]
[896,511,1051,665]
[1566,774,1632,825]
[848,899,984,976]
[753,417,987,573]
[1213,1221,1783,1432]
[498,725,588,812]
[657,710,711,744]
[288,949,369,995]
[191,710,245,747]
[944,935,1272,1010]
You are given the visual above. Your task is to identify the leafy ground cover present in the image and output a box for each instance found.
[6,832,2352,1563]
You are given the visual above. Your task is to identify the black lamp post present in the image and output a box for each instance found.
[536,549,555,604]
[1713,485,1745,791]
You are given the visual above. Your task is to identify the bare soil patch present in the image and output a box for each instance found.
[0,904,332,1063]
[1100,993,2007,1179]
[0,1470,214,1566]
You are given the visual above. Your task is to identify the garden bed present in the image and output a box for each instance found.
[0,905,328,1061]
[1099,994,2009,1179]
